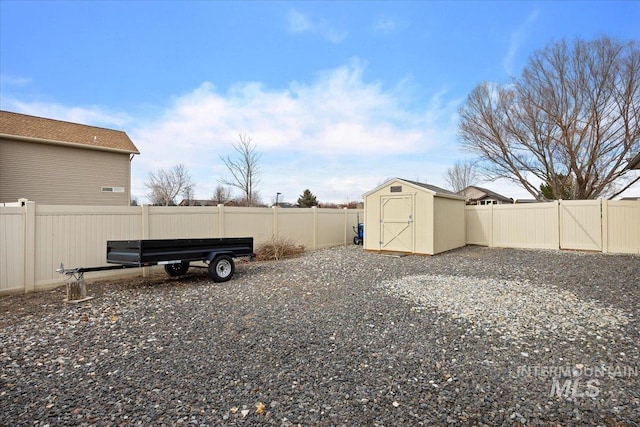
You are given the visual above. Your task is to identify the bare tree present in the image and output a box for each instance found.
[211,184,232,205]
[219,134,261,206]
[459,37,640,200]
[444,159,479,192]
[145,164,195,206]
[182,185,196,206]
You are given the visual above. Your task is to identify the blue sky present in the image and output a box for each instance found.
[2,1,639,204]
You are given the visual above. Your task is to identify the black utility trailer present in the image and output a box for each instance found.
[57,237,254,283]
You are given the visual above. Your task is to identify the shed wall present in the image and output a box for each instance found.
[364,181,430,253]
[413,189,434,255]
[363,179,467,255]
[433,196,466,254]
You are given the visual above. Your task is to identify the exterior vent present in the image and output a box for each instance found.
[390,186,402,193]
[102,186,125,193]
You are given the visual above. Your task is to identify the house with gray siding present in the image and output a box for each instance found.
[0,110,139,206]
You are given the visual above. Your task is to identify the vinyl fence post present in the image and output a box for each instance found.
[24,201,36,293]
[601,199,608,254]
[218,204,225,238]
[141,204,150,239]
[555,200,561,250]
[343,207,348,246]
[312,206,317,250]
[141,204,150,277]
[637,200,640,255]
[272,205,278,238]
[488,203,494,248]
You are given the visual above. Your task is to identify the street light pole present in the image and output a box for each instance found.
[276,192,281,207]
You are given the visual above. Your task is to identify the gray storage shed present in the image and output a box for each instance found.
[363,178,466,255]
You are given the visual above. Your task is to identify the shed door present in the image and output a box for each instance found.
[380,195,414,252]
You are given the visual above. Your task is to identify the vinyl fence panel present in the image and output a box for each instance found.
[465,205,491,246]
[0,203,362,294]
[147,206,219,239]
[492,202,559,249]
[221,206,274,244]
[466,200,640,254]
[0,206,25,293]
[34,205,141,287]
[316,208,349,249]
[604,200,640,254]
[276,209,315,249]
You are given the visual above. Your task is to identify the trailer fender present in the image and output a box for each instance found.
[206,251,234,262]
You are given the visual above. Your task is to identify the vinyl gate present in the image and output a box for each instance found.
[559,200,602,251]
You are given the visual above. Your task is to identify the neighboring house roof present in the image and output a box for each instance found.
[0,110,139,154]
[627,152,640,170]
[458,185,513,203]
[179,199,219,206]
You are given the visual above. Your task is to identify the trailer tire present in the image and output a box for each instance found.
[164,262,190,277]
[209,255,234,282]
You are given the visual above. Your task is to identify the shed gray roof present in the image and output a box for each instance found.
[401,179,458,196]
[363,178,466,200]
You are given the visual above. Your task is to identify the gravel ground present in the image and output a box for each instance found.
[1,245,639,426]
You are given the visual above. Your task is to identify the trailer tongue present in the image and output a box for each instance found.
[57,237,254,283]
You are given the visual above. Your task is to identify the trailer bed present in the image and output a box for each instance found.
[58,237,253,283]
[106,237,254,266]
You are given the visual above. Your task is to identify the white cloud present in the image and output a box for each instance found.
[502,9,539,75]
[286,9,313,33]
[2,61,462,204]
[1,99,132,129]
[0,74,32,87]
[127,60,462,202]
[285,9,348,43]
[374,18,396,33]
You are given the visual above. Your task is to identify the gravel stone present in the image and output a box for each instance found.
[380,274,630,344]
[1,245,638,426]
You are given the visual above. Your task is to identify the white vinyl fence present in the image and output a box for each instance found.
[0,202,363,294]
[3,199,637,295]
[465,200,640,255]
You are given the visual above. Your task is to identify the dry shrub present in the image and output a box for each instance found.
[255,236,305,261]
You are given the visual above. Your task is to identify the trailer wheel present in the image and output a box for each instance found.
[209,255,234,282]
[164,262,190,277]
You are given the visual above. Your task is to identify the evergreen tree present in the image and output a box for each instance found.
[539,174,575,200]
[297,189,319,207]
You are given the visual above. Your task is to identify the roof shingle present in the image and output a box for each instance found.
[0,110,139,154]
